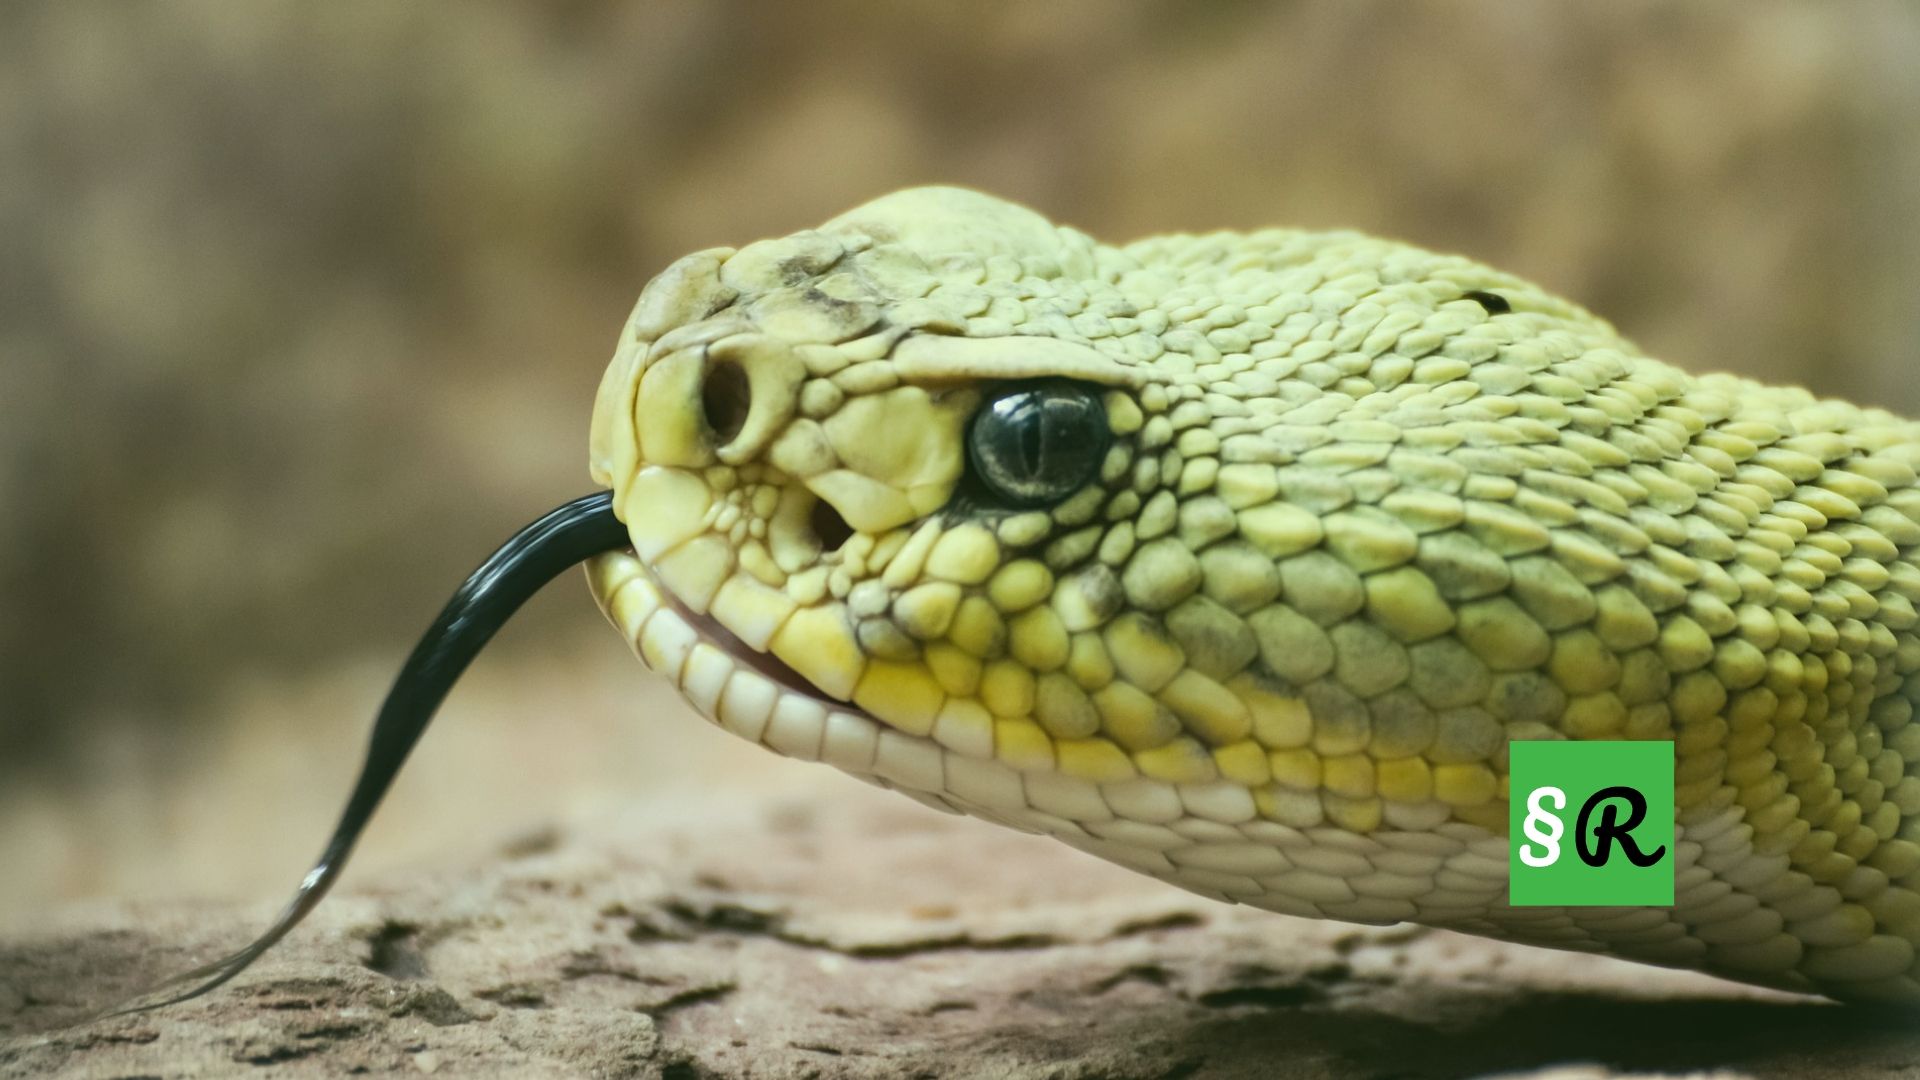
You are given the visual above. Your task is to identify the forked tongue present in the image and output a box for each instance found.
[98,490,629,1018]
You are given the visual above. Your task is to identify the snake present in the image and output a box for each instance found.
[112,186,1920,1013]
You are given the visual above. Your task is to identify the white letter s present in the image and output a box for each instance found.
[1519,785,1566,868]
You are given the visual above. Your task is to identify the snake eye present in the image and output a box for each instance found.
[967,382,1110,508]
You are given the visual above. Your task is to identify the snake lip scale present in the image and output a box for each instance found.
[108,185,1920,1014]
[629,551,835,705]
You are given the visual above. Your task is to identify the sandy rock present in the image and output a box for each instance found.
[3,788,1915,1079]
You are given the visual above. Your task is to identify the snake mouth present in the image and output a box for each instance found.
[589,540,1079,850]
[618,547,837,706]
[587,546,956,792]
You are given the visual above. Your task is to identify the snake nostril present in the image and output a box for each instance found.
[809,497,854,552]
[701,360,750,445]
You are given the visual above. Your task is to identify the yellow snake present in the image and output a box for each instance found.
[583,186,1920,1004]
[108,184,1920,1020]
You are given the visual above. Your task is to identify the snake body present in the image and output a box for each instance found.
[586,187,1920,1003]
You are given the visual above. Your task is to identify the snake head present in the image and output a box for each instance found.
[586,185,1635,829]
[588,189,1180,802]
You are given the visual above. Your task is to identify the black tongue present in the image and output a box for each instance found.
[98,490,629,1019]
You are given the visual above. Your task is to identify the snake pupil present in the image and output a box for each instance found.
[1020,412,1044,475]
[701,359,750,444]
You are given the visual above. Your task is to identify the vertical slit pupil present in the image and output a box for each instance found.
[702,361,751,444]
[1019,405,1045,477]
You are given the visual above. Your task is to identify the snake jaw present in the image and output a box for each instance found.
[587,547,977,821]
[593,550,839,708]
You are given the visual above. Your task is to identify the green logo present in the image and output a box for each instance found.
[1508,741,1674,906]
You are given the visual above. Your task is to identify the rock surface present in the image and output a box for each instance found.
[3,786,1915,1079]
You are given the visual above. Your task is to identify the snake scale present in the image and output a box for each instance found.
[123,186,1920,1013]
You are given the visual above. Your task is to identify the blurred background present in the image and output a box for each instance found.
[3,2,1919,926]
